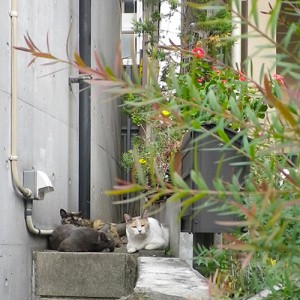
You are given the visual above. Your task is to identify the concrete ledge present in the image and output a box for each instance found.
[33,251,208,300]
[33,251,138,299]
[127,257,210,300]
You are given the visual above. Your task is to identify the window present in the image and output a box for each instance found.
[121,33,135,59]
[124,0,136,13]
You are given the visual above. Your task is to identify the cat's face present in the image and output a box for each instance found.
[124,213,150,237]
[60,209,83,226]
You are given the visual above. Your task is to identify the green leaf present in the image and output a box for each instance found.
[191,170,208,190]
[282,23,296,49]
[167,191,190,203]
[209,92,222,112]
[105,66,115,78]
[179,192,207,219]
[229,96,242,119]
[106,185,144,196]
[250,0,259,26]
[112,193,148,205]
[267,0,282,39]
[217,128,230,144]
[144,192,167,207]
[232,0,240,13]
[259,63,265,85]
[245,107,259,125]
[243,134,250,157]
[74,52,86,67]
[171,172,190,189]
[206,88,217,105]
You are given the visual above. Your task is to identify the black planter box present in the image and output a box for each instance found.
[181,125,249,233]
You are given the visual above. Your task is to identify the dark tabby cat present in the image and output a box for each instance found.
[60,209,122,247]
[49,223,115,252]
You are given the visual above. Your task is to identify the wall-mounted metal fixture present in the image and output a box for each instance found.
[23,170,54,235]
[23,170,54,200]
[68,75,93,92]
[69,75,92,85]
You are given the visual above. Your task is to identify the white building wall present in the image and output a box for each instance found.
[159,1,181,83]
[0,1,121,299]
[247,0,277,80]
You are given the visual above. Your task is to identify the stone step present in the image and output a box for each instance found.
[33,250,209,300]
[123,257,210,300]
[33,248,166,300]
[33,251,138,300]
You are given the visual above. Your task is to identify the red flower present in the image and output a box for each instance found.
[192,47,205,59]
[197,78,204,83]
[212,66,220,74]
[273,74,284,85]
[221,80,227,84]
[238,71,246,82]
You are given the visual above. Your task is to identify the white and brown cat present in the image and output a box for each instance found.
[124,211,169,253]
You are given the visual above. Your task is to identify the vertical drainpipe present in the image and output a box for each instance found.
[9,0,32,198]
[241,1,248,69]
[232,1,242,70]
[79,0,91,218]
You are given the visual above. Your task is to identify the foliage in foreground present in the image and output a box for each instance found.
[15,0,300,298]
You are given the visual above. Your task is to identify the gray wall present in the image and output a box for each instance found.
[0,1,121,299]
[90,0,122,223]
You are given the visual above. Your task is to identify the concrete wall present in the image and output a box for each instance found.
[0,1,121,299]
[90,0,122,223]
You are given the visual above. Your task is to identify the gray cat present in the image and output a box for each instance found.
[49,224,115,252]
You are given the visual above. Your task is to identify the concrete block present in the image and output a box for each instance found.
[37,298,105,300]
[179,232,193,267]
[138,249,166,257]
[33,251,138,299]
[132,257,210,300]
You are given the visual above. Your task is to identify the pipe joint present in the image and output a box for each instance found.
[9,11,18,18]
[24,208,33,216]
[23,188,33,198]
[25,188,32,197]
[8,155,18,161]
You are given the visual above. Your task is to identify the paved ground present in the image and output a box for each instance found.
[124,256,210,300]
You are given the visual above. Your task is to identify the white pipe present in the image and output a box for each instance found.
[9,0,32,198]
[24,201,53,236]
[10,1,52,236]
[231,1,242,70]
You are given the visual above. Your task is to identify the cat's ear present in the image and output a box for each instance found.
[141,210,148,219]
[60,209,67,218]
[124,214,132,223]
[98,232,109,243]
[100,224,109,233]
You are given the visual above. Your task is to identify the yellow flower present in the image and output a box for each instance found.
[267,257,276,266]
[139,158,147,164]
[161,110,170,117]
